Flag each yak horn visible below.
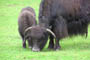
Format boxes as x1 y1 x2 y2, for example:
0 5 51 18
24 27 56 38
46 29 56 38
25 27 33 33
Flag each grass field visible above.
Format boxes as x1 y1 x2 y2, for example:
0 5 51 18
0 0 90 60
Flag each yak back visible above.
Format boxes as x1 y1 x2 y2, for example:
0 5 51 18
39 0 82 18
21 7 36 17
18 7 37 34
39 0 84 27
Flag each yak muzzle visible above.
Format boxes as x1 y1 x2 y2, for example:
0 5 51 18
32 47 40 52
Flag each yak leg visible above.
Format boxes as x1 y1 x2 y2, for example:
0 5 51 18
48 34 54 49
18 29 26 48
28 40 33 48
86 30 88 38
54 16 68 50
80 9 89 38
23 38 26 48
21 34 26 48
85 27 88 38
86 25 88 38
54 38 61 50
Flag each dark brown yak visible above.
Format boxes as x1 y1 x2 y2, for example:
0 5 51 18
18 7 37 49
39 0 90 50
18 7 56 51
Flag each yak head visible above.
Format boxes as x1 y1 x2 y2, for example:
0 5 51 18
24 25 56 52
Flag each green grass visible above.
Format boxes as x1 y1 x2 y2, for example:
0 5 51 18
0 0 90 60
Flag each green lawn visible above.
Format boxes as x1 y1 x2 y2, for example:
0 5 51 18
0 0 90 60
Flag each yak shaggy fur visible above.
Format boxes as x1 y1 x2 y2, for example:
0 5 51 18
18 7 37 48
39 0 90 50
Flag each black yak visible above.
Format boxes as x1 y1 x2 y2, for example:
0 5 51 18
39 0 90 50
18 7 37 49
18 7 55 51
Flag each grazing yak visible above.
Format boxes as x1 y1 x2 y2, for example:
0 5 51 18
18 7 55 51
18 7 37 50
39 0 90 50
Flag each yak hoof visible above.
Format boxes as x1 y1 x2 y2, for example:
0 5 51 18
32 48 40 52
54 46 61 51
23 45 26 48
48 44 54 49
29 46 32 48
23 46 26 48
55 48 60 51
48 46 54 49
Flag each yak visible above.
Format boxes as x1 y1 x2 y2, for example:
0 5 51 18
39 0 90 50
18 7 37 50
18 7 56 51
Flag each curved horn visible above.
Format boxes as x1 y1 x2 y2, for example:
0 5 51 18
24 27 33 35
25 27 33 33
24 27 33 40
46 29 56 38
